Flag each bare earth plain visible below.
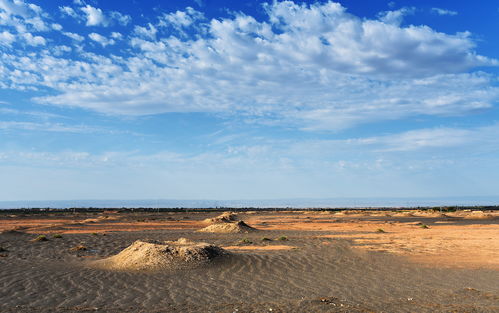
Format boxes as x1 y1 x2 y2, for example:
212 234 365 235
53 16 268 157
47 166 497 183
0 209 498 312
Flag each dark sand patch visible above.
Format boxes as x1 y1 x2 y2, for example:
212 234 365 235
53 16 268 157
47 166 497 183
223 244 295 251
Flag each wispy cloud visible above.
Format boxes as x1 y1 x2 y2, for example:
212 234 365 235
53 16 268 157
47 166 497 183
0 121 103 133
431 8 458 16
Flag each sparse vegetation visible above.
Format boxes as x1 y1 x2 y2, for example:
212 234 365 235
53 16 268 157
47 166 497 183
376 228 386 233
277 236 288 241
261 237 272 241
91 232 99 236
53 234 63 238
32 235 48 242
420 224 429 229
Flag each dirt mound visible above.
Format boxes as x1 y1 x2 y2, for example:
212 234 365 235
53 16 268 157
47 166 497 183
462 211 496 220
412 211 449 218
93 238 227 271
199 221 257 233
391 212 414 217
204 212 239 224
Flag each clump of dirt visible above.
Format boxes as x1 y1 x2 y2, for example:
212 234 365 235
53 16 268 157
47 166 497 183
198 221 257 233
203 212 239 224
93 238 227 271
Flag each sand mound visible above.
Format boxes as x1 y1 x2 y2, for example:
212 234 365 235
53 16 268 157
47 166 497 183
412 211 449 218
199 221 257 233
93 238 227 271
391 212 414 217
204 212 239 224
462 211 496 220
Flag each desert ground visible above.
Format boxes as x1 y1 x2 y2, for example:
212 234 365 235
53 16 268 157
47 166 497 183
0 209 498 312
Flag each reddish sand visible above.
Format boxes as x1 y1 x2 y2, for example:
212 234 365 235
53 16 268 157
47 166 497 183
1 210 497 269
244 212 499 269
0 215 205 234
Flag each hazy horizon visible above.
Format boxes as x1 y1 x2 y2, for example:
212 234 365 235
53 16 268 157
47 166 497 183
2 196 499 209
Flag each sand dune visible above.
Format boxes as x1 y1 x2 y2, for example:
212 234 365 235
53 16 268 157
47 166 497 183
93 238 227 271
203 211 239 224
198 220 257 233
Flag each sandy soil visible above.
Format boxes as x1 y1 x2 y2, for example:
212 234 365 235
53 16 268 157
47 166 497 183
0 210 498 312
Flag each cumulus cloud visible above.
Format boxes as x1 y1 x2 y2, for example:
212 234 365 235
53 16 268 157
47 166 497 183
81 5 107 26
110 31 122 39
0 0 50 32
0 30 15 45
1 1 498 131
60 3 131 27
51 23 62 31
60 6 77 18
0 0 30 18
88 32 115 46
109 11 131 26
133 23 157 39
378 7 415 26
62 31 84 41
158 7 204 29
431 8 458 16
22 32 45 45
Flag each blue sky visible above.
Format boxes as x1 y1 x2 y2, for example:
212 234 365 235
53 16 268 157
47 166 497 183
0 0 498 201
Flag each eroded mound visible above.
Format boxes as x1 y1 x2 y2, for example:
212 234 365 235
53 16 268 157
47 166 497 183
93 238 227 271
412 211 450 218
199 220 257 233
391 212 414 217
203 212 239 224
462 211 496 220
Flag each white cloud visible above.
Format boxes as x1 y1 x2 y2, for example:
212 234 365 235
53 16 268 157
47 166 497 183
110 31 122 39
53 45 72 55
378 7 415 26
109 11 131 26
59 6 77 18
88 32 115 46
0 0 49 32
158 7 204 29
0 121 101 133
431 8 458 16
62 31 84 41
51 23 62 31
81 5 107 26
0 0 29 17
22 32 45 45
60 4 131 27
0 30 15 45
133 23 157 39
1 1 498 131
